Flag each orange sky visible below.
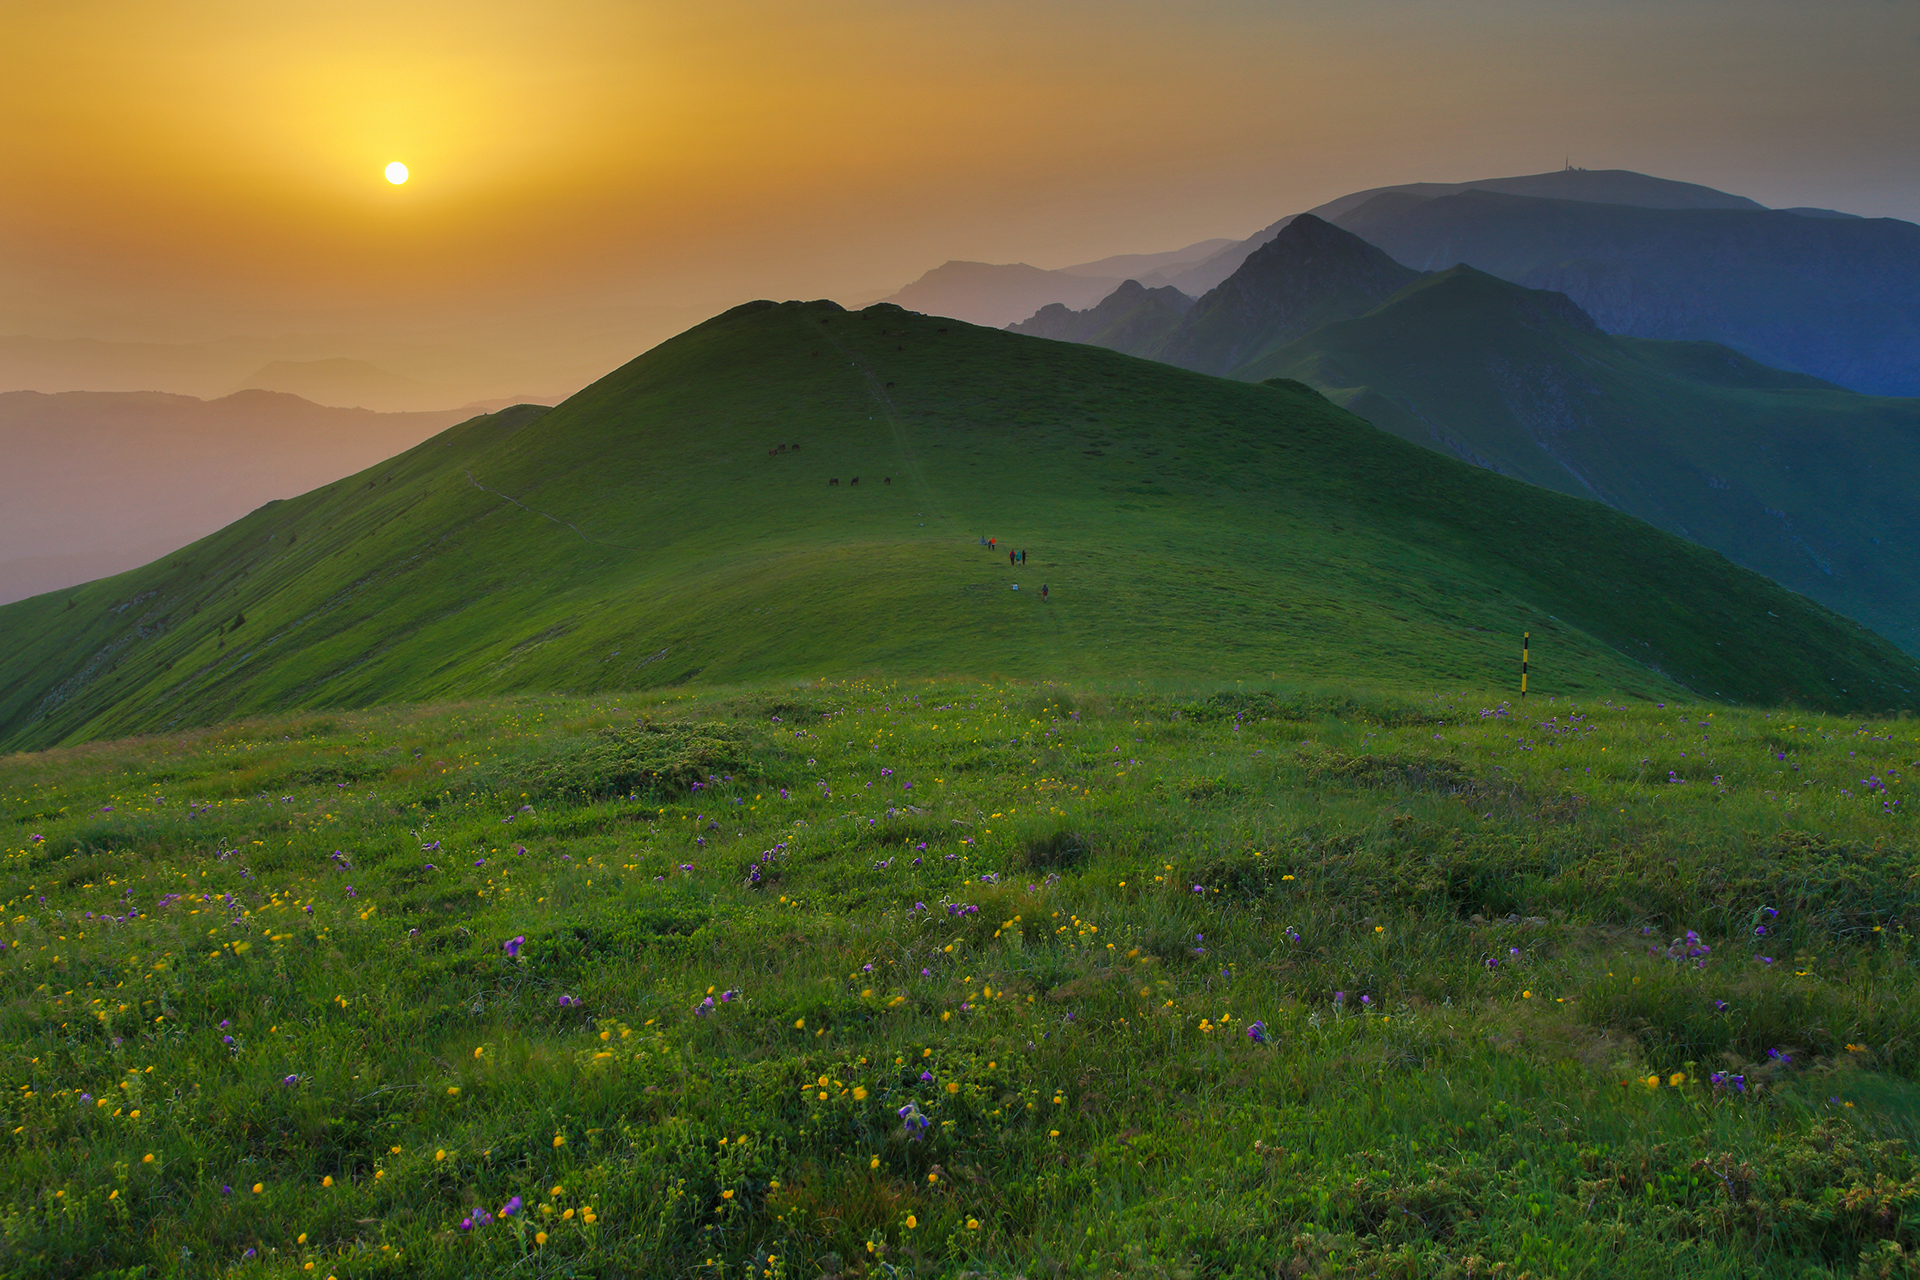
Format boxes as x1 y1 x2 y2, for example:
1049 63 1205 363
3 0 1917 342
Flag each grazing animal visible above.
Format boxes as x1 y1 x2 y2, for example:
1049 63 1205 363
884 476 892 484
850 477 860 486
792 443 800 450
885 381 895 389
830 478 839 486
936 327 948 335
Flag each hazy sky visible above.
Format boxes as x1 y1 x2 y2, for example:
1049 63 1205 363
4 0 1917 340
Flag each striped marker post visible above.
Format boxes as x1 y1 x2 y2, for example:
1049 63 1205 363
1521 631 1530 697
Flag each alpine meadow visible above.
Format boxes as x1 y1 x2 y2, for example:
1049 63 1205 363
5 292 1920 1279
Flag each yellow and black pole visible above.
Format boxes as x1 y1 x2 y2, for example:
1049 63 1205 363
1521 631 1530 697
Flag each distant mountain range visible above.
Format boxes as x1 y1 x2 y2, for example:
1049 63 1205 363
1007 211 1920 654
1332 188 1920 395
0 390 474 605
895 168 1920 396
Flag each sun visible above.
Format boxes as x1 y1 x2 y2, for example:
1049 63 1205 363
384 161 409 185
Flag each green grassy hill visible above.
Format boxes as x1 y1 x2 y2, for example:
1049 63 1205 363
1 299 1915 752
1249 267 1920 654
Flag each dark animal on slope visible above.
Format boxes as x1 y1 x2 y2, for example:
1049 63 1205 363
851 477 860 486
884 477 892 484
829 478 839 486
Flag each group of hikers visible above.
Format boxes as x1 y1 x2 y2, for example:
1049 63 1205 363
983 537 1047 601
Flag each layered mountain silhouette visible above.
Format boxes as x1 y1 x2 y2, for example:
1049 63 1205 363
1009 214 1420 376
6 300 1912 751
0 390 470 605
884 169 1782 332
1014 212 1920 654
1331 189 1920 395
1008 280 1193 352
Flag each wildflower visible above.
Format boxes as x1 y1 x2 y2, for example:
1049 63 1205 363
322 1175 334 1186
1669 1072 1686 1086
553 1134 566 1148
535 1232 548 1245
252 1182 264 1193
500 1196 523 1218
905 1215 918 1229
1246 1021 1268 1044
720 990 738 1003
281 1074 299 1087
503 936 525 958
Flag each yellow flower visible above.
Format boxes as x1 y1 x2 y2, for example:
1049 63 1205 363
297 1234 307 1244
946 1081 959 1094
109 1190 118 1200
853 1086 868 1100
534 1231 548 1245
563 1208 575 1220
817 1091 828 1101
390 1145 401 1155
1645 1075 1660 1089
927 1172 939 1184
552 1135 565 1148
551 1185 563 1196
142 1153 154 1164
374 1170 385 1180
447 1087 460 1096
1522 990 1532 999
473 1046 484 1059
435 1150 446 1162
905 1215 917 1229
1669 1072 1686 1087
323 1176 334 1187
870 1157 880 1169
723 1189 735 1199
794 1018 805 1030
252 1183 264 1194
1049 1129 1060 1138
968 1218 980 1230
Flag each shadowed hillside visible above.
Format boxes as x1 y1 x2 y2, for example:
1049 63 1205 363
1251 267 1920 655
1 300 1914 750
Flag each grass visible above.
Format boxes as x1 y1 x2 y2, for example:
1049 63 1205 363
3 678 1918 1276
1253 266 1920 655
2 299 1916 755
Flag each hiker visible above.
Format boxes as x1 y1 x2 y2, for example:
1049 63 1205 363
989 538 995 550
1009 549 1016 567
1041 584 1049 601
1019 549 1027 565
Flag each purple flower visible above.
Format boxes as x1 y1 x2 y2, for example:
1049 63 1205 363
920 1070 934 1083
344 885 357 897
558 994 578 1007
459 1218 474 1232
1333 991 1346 1005
503 935 526 958
221 1184 232 1195
1246 1021 1268 1044
720 990 738 1003
1713 1000 1729 1012
281 1074 299 1086
499 1196 522 1218
695 996 715 1016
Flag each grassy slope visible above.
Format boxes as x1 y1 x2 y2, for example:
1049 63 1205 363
3 682 1919 1276
2 300 1916 755
1249 268 1920 655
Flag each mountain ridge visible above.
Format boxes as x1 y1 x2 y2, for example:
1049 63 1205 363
1 299 1913 752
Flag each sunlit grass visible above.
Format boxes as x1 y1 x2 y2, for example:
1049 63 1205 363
1 680 1915 1276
